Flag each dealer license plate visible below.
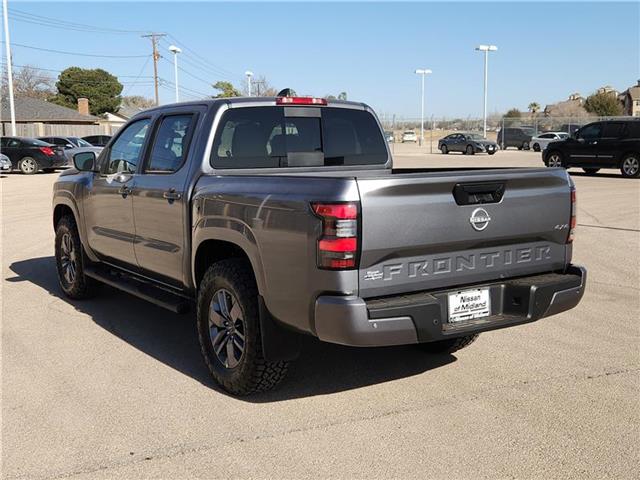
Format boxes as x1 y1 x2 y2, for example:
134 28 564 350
447 288 491 323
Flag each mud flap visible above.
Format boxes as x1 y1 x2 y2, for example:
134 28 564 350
258 296 301 362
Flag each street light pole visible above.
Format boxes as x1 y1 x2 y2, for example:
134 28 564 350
168 45 182 103
2 0 17 136
245 71 253 97
475 44 497 137
414 68 432 147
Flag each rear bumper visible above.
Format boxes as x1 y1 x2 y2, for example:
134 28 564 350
314 265 586 347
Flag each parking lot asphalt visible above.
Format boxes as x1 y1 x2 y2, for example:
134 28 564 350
2 147 639 479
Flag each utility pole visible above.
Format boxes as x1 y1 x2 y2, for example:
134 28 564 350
414 69 432 147
142 33 166 106
3 0 17 135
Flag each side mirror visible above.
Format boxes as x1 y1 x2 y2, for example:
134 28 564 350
73 151 96 172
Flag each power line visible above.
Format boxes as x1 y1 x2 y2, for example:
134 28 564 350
121 56 153 97
2 40 150 58
160 77 210 99
5 62 154 79
166 34 238 78
6 8 149 34
159 56 213 88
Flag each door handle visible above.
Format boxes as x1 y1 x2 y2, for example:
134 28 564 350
118 185 132 198
163 189 182 202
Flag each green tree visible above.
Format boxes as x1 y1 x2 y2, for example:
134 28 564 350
338 91 347 101
50 67 122 115
584 92 623 116
213 81 241 98
504 108 522 118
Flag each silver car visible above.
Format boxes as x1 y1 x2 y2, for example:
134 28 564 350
37 136 102 163
1 153 11 171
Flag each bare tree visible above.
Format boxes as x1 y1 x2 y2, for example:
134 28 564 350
4 65 55 99
121 95 155 110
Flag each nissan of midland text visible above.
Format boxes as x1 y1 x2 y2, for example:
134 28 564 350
52 95 586 395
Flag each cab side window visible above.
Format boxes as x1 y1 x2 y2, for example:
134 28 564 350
104 119 151 174
146 114 194 173
577 124 601 140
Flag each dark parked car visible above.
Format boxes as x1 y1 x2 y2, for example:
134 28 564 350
543 119 640 178
438 132 498 155
82 135 112 147
53 95 586 394
0 136 68 174
497 127 535 150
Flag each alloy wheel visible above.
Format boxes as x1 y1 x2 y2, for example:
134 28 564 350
622 156 639 177
208 289 246 369
59 232 77 285
548 154 562 168
20 158 37 174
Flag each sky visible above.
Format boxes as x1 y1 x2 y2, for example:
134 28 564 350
2 1 639 118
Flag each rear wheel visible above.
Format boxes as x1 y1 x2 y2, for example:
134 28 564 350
418 334 480 354
522 141 530 150
546 151 564 168
533 143 541 152
197 259 289 395
19 157 38 174
582 168 600 175
620 154 640 178
441 144 448 154
465 145 474 155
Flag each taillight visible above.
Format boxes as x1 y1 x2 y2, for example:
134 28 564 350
312 202 359 270
39 147 54 156
568 182 577 243
276 96 327 105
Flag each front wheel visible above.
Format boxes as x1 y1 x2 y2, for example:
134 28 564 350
620 154 640 178
522 141 530 150
465 145 474 155
418 334 480 354
582 168 600 175
197 259 289 395
546 151 564 168
19 157 39 174
533 143 541 152
441 145 448 154
55 216 98 299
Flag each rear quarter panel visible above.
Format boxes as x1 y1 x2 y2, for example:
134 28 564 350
192 175 360 334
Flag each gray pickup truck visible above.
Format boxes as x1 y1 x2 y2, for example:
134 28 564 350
53 96 586 395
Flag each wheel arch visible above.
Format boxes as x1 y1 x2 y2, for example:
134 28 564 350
192 237 265 296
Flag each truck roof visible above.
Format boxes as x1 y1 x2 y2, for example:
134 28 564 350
135 97 370 117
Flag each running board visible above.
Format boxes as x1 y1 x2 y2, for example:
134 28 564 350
85 266 191 314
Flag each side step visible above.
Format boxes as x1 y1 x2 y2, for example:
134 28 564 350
85 266 191 314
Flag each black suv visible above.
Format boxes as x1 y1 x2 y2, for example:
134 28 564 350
497 127 535 150
543 120 640 178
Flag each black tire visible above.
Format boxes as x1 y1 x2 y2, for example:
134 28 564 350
55 215 99 299
18 156 39 174
533 143 541 152
441 144 448 154
488 150 496 156
546 151 564 168
418 334 480 354
517 146 523 151
582 168 600 175
620 154 640 178
465 145 474 155
197 259 289 395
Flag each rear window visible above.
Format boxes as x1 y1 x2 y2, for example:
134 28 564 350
24 138 52 146
626 122 640 139
211 106 387 169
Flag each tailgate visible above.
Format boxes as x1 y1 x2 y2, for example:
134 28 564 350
356 168 572 298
